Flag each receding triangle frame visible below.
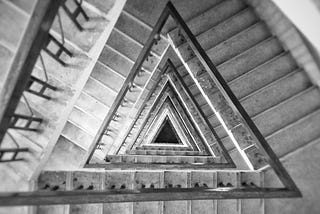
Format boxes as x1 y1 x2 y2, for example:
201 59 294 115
87 75 233 169
130 83 224 156
139 101 196 150
83 0 301 197
0 1 301 207
152 117 184 145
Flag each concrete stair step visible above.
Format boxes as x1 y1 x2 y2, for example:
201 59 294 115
99 45 133 78
0 45 14 89
208 69 312 129
267 108 320 158
85 0 117 15
115 12 152 47
183 0 247 36
61 120 94 150
44 135 86 170
107 29 142 62
127 150 208 156
90 61 124 94
228 52 297 99
68 106 102 135
175 37 284 82
225 88 320 160
196 7 259 52
212 70 312 138
125 0 223 31
181 37 284 93
136 146 192 151
82 77 117 108
254 87 320 137
0 0 28 51
75 92 109 120
214 37 284 82
9 0 37 14
241 70 311 117
208 22 271 66
180 22 271 66
103 154 219 164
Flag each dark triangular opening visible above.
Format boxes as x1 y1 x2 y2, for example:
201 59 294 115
154 118 181 144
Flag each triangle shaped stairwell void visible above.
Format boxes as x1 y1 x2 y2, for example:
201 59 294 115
154 118 181 144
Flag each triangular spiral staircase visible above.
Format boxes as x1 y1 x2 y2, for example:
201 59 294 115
1 0 320 213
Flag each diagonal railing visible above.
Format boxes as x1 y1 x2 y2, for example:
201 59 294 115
0 0 90 162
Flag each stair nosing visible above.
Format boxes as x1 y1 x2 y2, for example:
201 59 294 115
80 90 110 110
228 51 290 85
88 75 118 95
265 102 320 140
113 27 161 59
64 119 95 140
96 60 126 80
73 103 104 123
207 22 270 63
218 86 320 144
177 7 254 50
202 67 300 120
186 0 247 36
105 43 135 64
191 52 291 99
216 36 279 69
181 20 267 71
213 85 317 136
210 70 310 126
122 9 153 31
181 36 278 82
60 133 89 152
121 9 168 42
2 0 29 17
67 110 98 136
239 68 301 103
95 61 145 91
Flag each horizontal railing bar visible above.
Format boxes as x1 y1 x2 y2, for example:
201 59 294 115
85 162 233 170
0 188 300 206
0 148 29 153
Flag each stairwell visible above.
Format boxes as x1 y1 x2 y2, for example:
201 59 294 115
1 0 320 213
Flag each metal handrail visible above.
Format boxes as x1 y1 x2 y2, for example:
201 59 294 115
0 0 88 161
85 1 300 195
0 1 302 204
0 0 62 155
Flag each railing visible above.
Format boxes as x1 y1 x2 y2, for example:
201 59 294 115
83 0 300 196
0 1 301 205
0 0 89 162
